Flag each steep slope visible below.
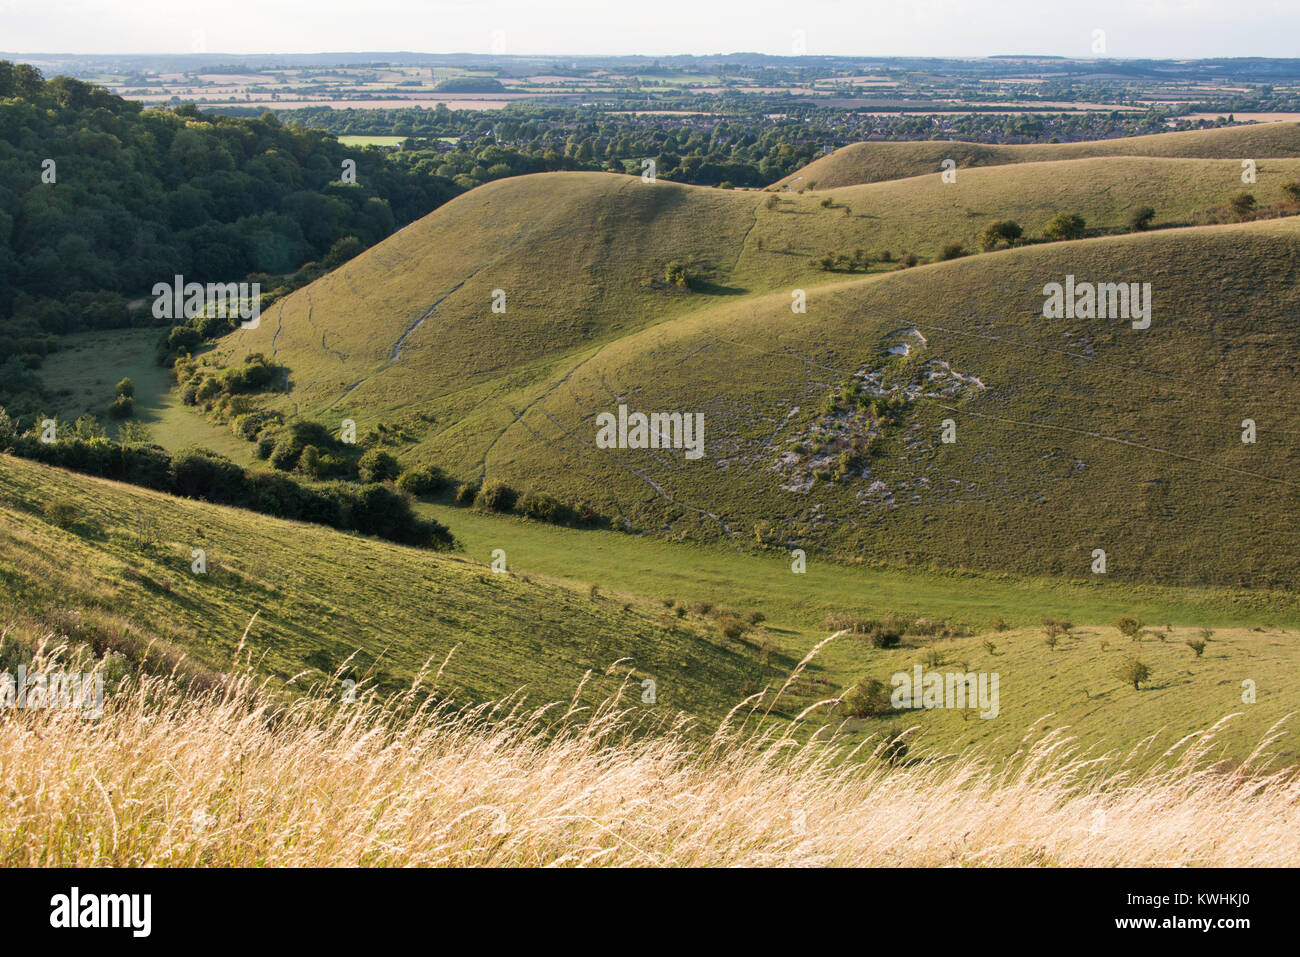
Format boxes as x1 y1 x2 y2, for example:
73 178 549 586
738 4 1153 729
216 155 1300 456
205 150 1300 588
776 122 1300 190
0 454 783 722
477 217 1300 588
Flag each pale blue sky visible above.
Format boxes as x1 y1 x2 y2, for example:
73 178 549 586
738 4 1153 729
0 0 1295 58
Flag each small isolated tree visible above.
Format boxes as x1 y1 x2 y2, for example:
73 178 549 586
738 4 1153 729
902 252 919 268
108 395 135 419
114 377 135 399
1186 639 1207 658
1044 212 1086 241
1229 192 1257 219
1114 616 1144 640
937 241 966 261
820 196 833 208
764 193 780 209
1128 205 1156 231
1117 656 1152 690
977 220 1023 251
842 677 891 718
1044 633 1059 651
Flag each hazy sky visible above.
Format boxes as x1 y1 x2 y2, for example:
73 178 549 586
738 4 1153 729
1 0 1296 58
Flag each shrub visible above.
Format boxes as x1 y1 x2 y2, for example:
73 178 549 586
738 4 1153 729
1128 205 1156 231
902 252 919 267
518 488 569 524
1228 192 1257 219
171 447 247 503
841 678 891 718
475 480 519 513
977 220 1022 251
718 617 746 641
396 465 448 497
1186 639 1207 658
1044 212 1086 241
1114 616 1144 640
454 483 478 506
868 628 901 649
0 406 16 448
664 261 692 288
44 498 81 528
269 437 302 472
1116 656 1151 690
298 445 322 478
114 377 135 398
107 395 134 419
1283 181 1300 203
357 449 401 484
937 242 966 261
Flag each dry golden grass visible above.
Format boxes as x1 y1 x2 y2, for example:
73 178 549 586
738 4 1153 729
1 633 1297 868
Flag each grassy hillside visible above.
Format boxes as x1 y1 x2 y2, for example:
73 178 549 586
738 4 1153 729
3 452 1298 765
775 121 1300 189
488 216 1300 588
0 454 784 724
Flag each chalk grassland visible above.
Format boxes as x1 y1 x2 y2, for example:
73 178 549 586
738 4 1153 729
214 198 1300 587
215 153 1300 437
2 661 1297 866
496 217 1300 589
774 121 1300 189
0 455 783 724
3 454 1299 765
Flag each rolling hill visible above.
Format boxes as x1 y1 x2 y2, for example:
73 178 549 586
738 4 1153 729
774 121 1300 190
190 138 1300 589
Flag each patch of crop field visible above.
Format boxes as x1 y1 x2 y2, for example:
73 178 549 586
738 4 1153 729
337 135 408 147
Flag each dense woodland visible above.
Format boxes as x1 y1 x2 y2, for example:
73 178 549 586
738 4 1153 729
0 62 461 413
